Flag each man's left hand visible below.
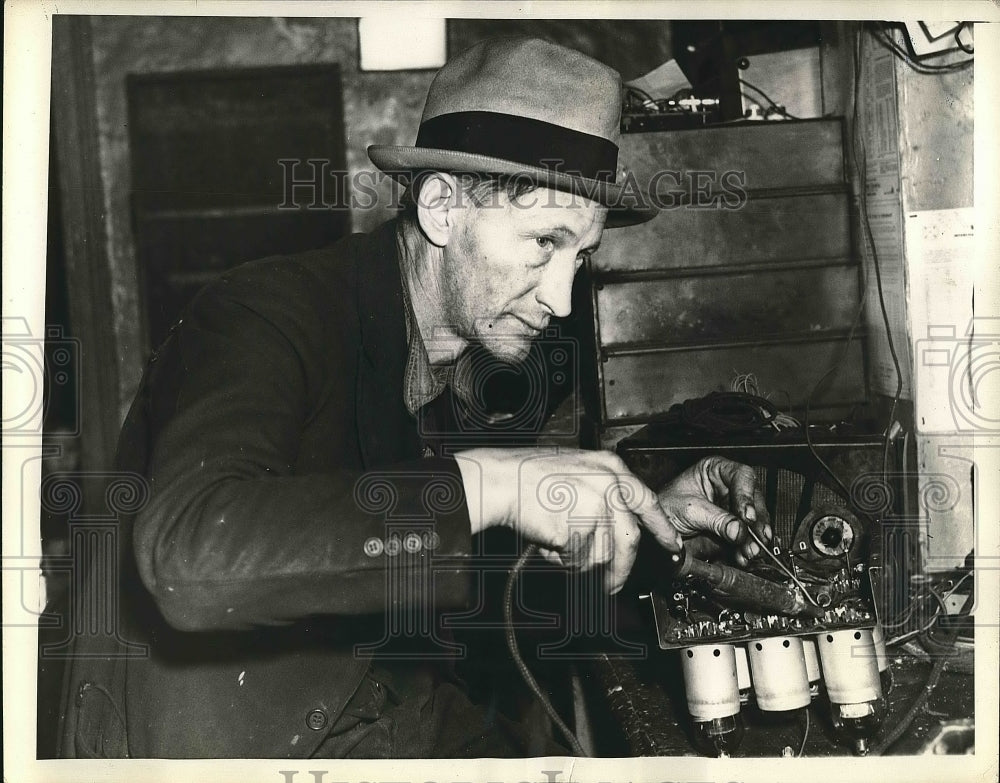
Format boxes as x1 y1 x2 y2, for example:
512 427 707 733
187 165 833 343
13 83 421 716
653 456 772 567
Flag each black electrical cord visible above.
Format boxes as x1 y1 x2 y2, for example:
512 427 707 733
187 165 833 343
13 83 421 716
954 23 975 56
799 28 874 503
737 78 801 119
870 592 975 755
848 28 905 482
504 544 588 756
625 84 655 103
853 31 905 483
802 297 868 502
624 84 657 112
871 23 973 74
797 27 913 507
679 391 781 435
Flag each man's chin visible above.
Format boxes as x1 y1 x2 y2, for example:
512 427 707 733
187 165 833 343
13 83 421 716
477 335 533 364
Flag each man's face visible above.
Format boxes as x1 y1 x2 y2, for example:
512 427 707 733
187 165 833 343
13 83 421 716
440 186 607 363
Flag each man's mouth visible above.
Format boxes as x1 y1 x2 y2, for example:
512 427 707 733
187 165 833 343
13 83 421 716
512 315 547 334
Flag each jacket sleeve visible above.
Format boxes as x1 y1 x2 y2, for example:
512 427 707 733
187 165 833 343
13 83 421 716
130 261 474 632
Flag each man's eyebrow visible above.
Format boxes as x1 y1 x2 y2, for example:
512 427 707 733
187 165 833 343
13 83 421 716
534 224 602 252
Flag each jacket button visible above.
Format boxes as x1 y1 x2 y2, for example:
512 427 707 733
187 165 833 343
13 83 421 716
403 533 422 553
363 537 383 557
422 531 441 551
306 708 328 731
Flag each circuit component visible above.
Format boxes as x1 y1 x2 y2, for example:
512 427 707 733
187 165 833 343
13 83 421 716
643 499 884 757
647 505 877 649
810 513 855 557
647 562 876 649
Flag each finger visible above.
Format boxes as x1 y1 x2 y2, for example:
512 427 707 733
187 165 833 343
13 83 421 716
612 470 682 553
677 495 746 546
604 488 640 594
536 546 566 566
705 458 761 524
561 524 594 570
752 484 772 543
738 536 763 563
683 534 721 561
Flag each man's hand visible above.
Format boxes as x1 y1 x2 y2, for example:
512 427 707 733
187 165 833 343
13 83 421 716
455 449 772 590
656 456 772 567
456 448 679 594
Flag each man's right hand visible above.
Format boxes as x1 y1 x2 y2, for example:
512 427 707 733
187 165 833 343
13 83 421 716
455 447 680 594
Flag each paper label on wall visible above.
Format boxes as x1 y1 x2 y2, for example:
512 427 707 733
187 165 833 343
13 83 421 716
906 208 977 433
861 44 912 399
917 435 977 571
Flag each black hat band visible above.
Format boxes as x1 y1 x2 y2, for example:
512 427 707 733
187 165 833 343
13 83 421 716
415 111 619 184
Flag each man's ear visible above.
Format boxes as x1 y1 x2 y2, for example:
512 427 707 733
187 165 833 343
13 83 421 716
415 172 461 248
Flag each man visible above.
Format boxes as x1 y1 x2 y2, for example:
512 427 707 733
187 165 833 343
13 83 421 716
59 36 769 759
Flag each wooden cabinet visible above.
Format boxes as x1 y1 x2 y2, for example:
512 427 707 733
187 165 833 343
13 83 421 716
587 118 866 429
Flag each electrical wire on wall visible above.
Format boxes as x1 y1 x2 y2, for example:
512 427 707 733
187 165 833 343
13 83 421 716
854 26 906 484
801 24 907 503
953 23 975 56
870 22 974 74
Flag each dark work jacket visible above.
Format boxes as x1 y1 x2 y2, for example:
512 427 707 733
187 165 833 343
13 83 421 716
57 220 489 758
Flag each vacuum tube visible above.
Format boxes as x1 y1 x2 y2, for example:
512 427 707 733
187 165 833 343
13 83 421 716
680 644 745 757
817 629 885 755
746 636 812 711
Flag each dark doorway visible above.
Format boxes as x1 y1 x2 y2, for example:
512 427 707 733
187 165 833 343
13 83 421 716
126 64 351 349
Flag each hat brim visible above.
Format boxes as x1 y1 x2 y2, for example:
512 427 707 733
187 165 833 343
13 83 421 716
368 145 657 228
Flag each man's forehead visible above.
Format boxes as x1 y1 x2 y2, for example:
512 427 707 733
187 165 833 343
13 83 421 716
510 188 607 237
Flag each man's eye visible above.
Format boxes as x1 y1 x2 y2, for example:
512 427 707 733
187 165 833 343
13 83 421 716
535 236 554 251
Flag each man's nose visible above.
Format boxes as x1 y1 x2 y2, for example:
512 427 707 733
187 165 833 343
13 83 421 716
534 253 576 318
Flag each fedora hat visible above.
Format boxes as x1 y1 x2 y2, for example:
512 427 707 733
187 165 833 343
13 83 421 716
367 37 656 227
